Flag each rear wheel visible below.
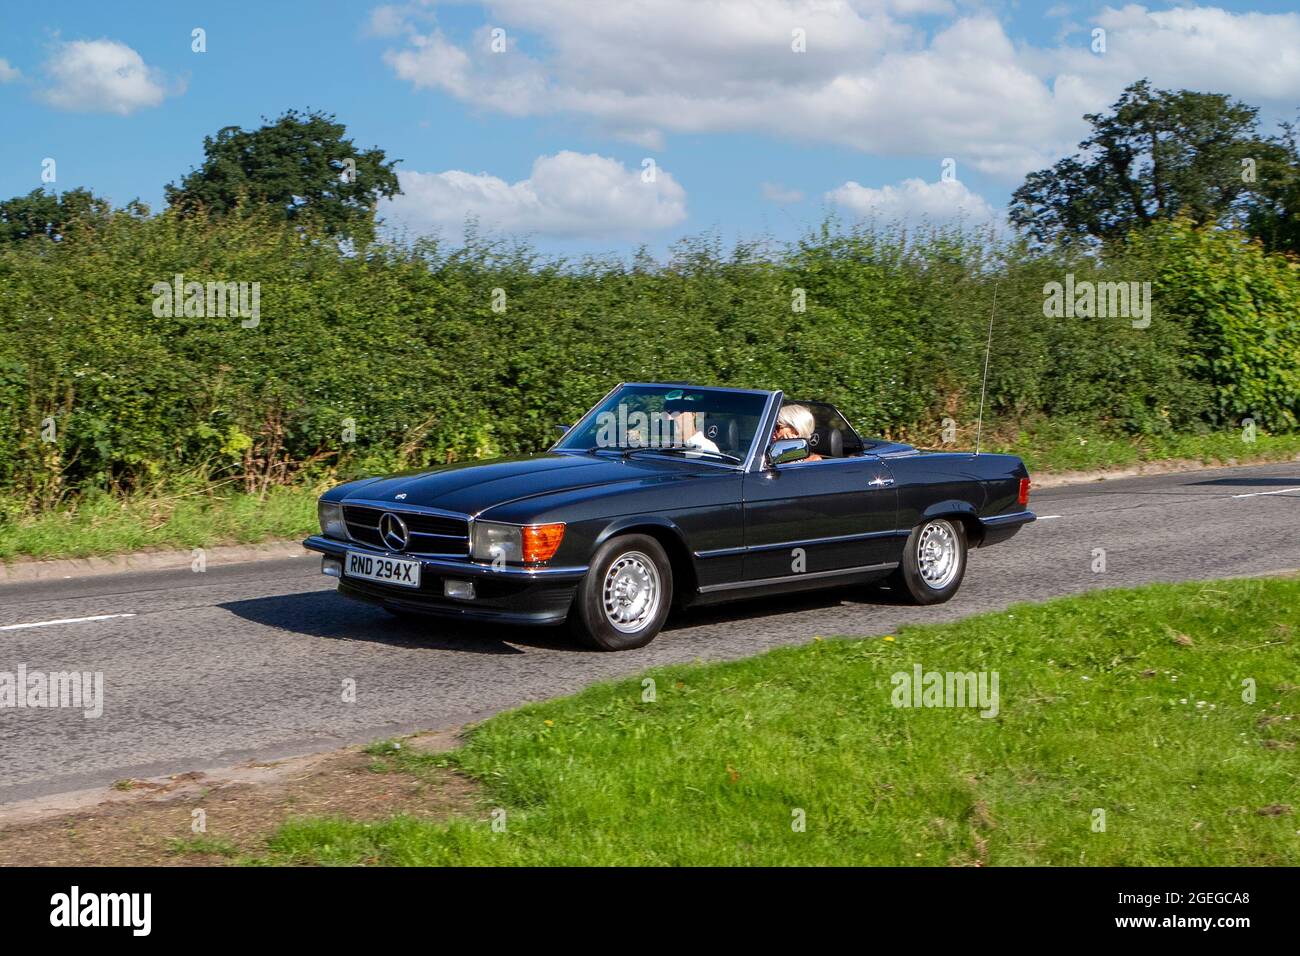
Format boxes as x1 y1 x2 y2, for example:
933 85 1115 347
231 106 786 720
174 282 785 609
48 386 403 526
570 534 673 650
891 517 967 605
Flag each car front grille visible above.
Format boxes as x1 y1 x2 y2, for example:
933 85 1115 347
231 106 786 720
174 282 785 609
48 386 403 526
342 504 470 556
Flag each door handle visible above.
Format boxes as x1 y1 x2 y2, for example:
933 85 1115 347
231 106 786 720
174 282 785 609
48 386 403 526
868 475 895 487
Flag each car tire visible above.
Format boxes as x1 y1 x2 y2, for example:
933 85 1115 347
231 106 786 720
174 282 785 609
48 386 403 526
891 517 967 605
570 534 673 650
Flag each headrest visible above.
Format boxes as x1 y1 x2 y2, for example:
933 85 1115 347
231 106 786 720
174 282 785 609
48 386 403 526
701 415 740 451
808 426 843 458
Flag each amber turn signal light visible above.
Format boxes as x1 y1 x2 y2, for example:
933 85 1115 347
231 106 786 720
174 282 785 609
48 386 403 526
522 523 566 563
1018 478 1031 507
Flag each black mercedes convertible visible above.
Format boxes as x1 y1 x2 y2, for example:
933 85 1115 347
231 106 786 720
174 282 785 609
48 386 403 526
305 383 1034 650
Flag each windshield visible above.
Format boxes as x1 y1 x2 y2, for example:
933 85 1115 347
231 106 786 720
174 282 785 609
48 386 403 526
556 385 771 463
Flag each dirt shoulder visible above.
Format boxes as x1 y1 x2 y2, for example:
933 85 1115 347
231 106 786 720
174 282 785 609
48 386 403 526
0 731 476 866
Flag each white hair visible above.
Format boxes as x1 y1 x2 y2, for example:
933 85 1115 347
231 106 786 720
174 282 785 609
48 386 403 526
777 403 815 439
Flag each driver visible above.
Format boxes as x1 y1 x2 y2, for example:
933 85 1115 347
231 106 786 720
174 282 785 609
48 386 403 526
774 403 823 462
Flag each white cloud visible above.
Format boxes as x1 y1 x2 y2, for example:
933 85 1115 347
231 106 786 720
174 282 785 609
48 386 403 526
0 58 20 83
827 177 998 224
761 182 804 204
365 1 440 38
1028 6 1300 107
886 0 955 14
364 0 436 36
39 39 174 114
376 2 1300 180
366 6 412 38
382 151 687 238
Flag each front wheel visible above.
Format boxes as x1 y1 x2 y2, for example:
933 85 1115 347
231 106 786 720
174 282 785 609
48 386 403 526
570 534 673 650
890 517 967 605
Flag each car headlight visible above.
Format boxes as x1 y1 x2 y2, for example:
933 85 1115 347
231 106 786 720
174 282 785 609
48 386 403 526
471 521 522 564
471 521 566 564
318 500 348 540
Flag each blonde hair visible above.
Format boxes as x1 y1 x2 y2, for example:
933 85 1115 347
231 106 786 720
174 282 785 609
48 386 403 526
777 403 815 439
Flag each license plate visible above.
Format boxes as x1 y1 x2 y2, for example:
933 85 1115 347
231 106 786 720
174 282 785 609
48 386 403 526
344 551 421 589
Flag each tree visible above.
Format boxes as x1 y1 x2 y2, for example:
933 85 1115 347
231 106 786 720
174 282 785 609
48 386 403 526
1243 117 1300 257
0 187 112 244
1010 80 1273 247
165 110 400 245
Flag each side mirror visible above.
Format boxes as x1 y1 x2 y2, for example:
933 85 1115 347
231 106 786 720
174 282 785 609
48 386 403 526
767 437 810 466
553 424 570 435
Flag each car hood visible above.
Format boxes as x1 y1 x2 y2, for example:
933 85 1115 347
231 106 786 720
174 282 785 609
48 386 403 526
334 451 717 516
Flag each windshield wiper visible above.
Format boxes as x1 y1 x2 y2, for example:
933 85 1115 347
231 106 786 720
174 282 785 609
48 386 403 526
577 445 637 455
575 444 742 465
623 446 743 465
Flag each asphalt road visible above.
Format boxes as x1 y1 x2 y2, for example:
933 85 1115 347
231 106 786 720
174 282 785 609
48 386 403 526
2 460 1298 804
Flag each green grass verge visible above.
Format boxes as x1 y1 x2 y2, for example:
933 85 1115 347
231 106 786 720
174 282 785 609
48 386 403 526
2 424 1297 562
258 577 1300 866
986 422 1300 474
0 485 318 562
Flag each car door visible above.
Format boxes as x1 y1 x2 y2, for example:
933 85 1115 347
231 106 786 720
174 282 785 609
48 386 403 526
740 455 900 582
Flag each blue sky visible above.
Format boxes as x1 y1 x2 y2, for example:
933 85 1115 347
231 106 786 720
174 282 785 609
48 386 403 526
2 1 1298 259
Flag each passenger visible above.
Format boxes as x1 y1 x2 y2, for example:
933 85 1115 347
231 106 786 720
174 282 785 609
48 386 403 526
773 403 823 462
666 406 721 455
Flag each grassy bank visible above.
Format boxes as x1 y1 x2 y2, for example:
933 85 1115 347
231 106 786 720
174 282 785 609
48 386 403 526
2 423 1297 563
260 577 1299 866
984 421 1300 474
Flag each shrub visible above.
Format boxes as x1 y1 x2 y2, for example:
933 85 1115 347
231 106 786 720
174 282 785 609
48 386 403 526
0 211 1294 509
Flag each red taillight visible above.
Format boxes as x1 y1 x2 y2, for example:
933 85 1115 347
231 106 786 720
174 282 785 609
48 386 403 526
522 523 566 563
1018 478 1031 507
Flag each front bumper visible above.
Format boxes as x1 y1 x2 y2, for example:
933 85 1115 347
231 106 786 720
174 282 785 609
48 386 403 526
303 534 587 626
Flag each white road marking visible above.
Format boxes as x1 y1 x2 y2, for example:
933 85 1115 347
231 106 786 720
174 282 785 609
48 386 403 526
1231 487 1300 499
0 613 136 632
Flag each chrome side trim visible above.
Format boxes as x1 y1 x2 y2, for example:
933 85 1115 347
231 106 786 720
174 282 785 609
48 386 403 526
742 529 910 554
697 561 898 594
693 545 748 559
694 528 909 560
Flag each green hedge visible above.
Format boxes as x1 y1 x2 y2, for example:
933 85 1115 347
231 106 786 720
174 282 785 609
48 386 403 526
0 211 1296 509
1128 222 1300 431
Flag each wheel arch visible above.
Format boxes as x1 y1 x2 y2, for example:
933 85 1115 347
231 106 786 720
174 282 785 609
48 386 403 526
593 517 698 604
917 503 985 548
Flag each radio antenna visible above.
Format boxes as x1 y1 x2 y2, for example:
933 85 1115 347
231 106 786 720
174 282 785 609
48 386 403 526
974 282 998 456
